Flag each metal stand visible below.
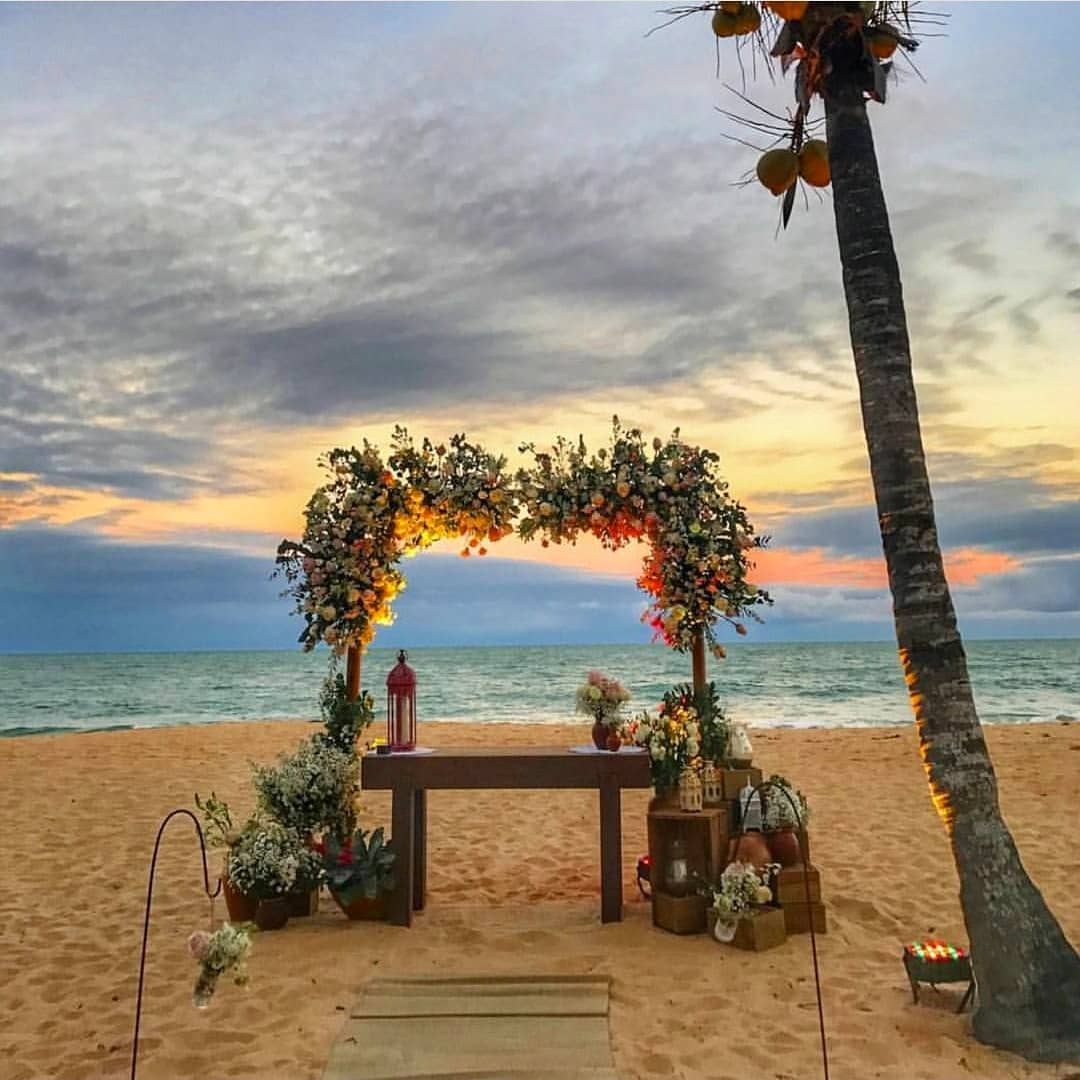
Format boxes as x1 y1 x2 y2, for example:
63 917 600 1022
130 808 222 1080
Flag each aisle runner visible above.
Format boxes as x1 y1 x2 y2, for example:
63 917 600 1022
322 974 618 1080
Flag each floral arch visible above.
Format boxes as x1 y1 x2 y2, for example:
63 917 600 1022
276 420 771 688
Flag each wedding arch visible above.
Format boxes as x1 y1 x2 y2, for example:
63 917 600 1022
276 419 771 694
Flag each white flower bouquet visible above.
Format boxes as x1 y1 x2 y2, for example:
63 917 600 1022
761 774 810 832
252 736 359 839
225 821 303 900
188 923 252 1008
711 861 776 921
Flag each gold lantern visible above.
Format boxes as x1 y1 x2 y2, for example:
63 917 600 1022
702 761 724 806
679 767 703 813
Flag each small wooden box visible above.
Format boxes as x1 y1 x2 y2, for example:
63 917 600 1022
722 767 763 801
775 864 821 905
783 901 827 935
647 807 730 891
652 890 706 934
706 905 787 950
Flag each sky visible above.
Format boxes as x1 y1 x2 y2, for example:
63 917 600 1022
1 2 1078 654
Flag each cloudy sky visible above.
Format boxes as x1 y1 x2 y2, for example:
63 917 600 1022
2 2 1078 653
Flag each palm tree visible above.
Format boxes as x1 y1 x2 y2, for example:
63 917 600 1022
667 1 1080 1059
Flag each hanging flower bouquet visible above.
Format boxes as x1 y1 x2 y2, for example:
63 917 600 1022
188 923 252 1008
575 670 631 749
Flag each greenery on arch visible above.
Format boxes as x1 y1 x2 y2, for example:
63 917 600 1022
276 419 771 658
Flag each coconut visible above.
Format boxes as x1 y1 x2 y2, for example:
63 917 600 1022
734 4 762 35
711 9 738 37
867 25 898 59
756 148 799 196
797 139 830 187
764 1 808 20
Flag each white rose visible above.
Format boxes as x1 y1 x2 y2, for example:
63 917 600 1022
754 885 772 905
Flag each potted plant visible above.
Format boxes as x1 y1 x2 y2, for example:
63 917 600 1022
707 860 777 943
252 735 359 842
195 791 256 923
225 821 306 931
285 842 326 917
319 826 396 920
761 774 809 867
575 671 631 750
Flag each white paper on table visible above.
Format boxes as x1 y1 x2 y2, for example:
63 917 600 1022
567 744 647 755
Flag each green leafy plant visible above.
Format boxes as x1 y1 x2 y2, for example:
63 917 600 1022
318 672 374 753
318 826 396 907
664 682 729 763
194 791 240 849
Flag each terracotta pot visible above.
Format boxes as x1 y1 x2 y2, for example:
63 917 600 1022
767 827 802 868
728 830 771 871
222 876 257 923
332 891 388 921
254 897 290 931
285 888 320 918
590 721 609 750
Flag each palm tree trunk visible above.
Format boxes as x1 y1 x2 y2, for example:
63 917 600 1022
824 80 1080 1061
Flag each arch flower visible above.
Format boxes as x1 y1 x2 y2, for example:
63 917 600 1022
277 419 770 658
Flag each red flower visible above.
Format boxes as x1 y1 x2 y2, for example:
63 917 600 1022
337 848 354 866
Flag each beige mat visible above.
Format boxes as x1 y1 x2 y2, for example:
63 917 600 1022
322 975 617 1080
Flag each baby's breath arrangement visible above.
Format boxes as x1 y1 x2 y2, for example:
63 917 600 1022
711 861 776 921
252 736 358 840
225 821 302 900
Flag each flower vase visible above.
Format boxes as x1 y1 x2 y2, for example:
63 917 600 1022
590 721 608 750
253 897 290 931
222 876 258 923
285 888 320 917
649 787 679 812
332 891 388 921
729 830 772 871
767 827 802 867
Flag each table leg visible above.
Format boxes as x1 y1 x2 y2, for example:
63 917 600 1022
390 784 415 927
413 789 427 912
599 776 623 923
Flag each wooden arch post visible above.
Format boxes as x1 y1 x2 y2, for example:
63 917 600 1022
346 645 363 701
691 628 707 694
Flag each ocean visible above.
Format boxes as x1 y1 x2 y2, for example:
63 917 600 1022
0 639 1076 737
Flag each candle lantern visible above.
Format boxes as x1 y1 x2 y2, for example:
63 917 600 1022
702 761 723 806
386 649 417 752
664 837 691 897
679 767 703 813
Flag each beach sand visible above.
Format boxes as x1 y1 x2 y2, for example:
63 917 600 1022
2 718 1078 1080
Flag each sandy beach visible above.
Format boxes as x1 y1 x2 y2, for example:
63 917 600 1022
2 718 1078 1080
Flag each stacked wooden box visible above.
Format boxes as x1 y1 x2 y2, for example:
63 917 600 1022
647 766 762 934
775 863 827 935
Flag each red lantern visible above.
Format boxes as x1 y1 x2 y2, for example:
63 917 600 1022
386 649 417 751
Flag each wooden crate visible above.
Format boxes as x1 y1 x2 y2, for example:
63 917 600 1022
652 890 706 934
734 906 787 951
775 864 821 905
707 906 787 951
647 806 730 892
721 767 763 801
783 901 827 935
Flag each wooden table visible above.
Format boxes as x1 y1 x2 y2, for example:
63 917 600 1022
360 747 652 927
